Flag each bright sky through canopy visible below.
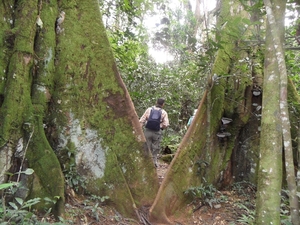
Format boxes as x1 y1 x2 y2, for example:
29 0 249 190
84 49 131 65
147 0 217 64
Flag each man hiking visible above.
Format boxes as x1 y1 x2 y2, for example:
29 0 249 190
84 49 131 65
139 98 169 167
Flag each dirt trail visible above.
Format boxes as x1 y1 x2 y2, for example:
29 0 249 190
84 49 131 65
153 159 254 225
39 159 254 225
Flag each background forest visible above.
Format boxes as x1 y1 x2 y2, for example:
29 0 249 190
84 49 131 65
100 0 209 145
100 0 300 148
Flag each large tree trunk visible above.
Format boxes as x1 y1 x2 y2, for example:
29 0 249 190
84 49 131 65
149 1 261 223
255 1 285 223
256 1 299 224
149 0 300 223
0 0 158 219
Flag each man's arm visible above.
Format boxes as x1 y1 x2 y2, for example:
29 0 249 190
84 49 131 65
139 108 150 126
161 110 169 129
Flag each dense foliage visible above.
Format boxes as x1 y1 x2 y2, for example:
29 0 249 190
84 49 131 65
99 0 211 148
99 0 300 150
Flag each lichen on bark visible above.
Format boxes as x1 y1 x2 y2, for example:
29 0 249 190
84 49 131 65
0 0 158 219
149 0 261 222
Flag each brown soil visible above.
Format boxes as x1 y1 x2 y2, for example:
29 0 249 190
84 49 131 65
39 160 255 225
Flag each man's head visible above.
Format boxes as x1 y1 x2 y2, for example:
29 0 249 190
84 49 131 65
156 98 165 107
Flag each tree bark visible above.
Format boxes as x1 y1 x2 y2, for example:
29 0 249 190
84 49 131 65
256 1 299 224
0 0 158 219
149 0 260 222
255 1 283 223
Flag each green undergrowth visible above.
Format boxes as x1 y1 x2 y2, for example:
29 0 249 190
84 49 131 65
184 181 295 225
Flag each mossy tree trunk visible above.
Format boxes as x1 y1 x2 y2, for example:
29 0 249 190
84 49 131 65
256 1 299 224
149 0 299 223
255 1 284 223
149 1 260 223
0 0 158 219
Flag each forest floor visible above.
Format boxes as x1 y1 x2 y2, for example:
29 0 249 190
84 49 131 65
40 160 256 225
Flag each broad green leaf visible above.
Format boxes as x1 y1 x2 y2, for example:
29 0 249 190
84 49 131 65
0 182 17 190
23 168 34 175
15 197 23 206
21 197 41 209
8 202 18 210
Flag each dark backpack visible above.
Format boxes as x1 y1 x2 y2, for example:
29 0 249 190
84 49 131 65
145 107 162 131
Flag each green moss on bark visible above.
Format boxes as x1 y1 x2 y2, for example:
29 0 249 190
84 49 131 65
150 1 259 222
0 1 14 94
0 0 65 217
47 0 158 218
25 115 65 214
